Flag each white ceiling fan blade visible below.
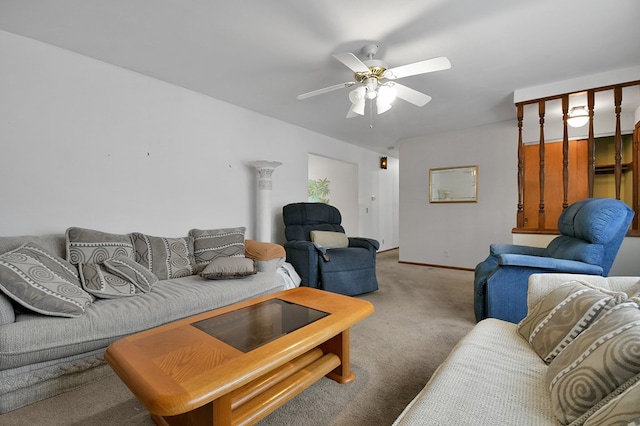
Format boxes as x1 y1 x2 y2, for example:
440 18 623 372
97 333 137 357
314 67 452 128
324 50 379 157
392 83 432 106
384 56 451 80
297 82 356 100
332 52 370 73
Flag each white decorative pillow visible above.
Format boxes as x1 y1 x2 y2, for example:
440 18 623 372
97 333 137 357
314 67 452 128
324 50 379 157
0 242 92 317
200 257 257 280
310 230 349 249
517 280 623 363
546 302 640 425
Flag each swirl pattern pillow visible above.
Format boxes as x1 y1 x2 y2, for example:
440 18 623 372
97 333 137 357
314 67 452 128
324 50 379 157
518 281 623 363
79 263 140 298
66 227 134 265
546 302 640 424
131 233 195 280
189 227 246 270
0 242 92 317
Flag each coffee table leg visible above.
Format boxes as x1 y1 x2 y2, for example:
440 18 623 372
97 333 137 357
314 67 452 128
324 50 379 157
320 329 355 384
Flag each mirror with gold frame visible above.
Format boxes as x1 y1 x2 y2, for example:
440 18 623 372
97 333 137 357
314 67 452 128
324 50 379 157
429 165 478 203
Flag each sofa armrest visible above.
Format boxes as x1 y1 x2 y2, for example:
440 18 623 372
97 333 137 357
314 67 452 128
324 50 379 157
245 239 285 261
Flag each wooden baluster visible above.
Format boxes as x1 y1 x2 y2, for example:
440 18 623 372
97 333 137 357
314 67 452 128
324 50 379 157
562 95 569 209
517 103 525 228
538 100 546 229
614 86 623 200
634 121 640 230
587 90 595 197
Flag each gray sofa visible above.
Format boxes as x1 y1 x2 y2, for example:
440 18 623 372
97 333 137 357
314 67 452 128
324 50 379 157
0 231 286 413
393 273 640 426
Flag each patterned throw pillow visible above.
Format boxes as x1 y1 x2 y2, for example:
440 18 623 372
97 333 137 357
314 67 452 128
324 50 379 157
189 227 246 268
131 233 195 280
66 227 134 265
582 376 640 426
200 257 257 280
518 281 623 363
0 242 92 317
546 302 640 425
102 256 158 293
79 263 139 298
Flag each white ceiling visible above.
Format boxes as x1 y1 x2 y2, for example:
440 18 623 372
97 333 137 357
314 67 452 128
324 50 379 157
1 0 639 154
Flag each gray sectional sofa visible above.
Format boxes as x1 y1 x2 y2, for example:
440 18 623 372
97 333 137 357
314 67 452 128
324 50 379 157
0 228 286 413
393 273 640 426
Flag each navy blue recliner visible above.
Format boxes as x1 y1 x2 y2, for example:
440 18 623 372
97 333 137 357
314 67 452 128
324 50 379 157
282 202 379 296
474 198 634 324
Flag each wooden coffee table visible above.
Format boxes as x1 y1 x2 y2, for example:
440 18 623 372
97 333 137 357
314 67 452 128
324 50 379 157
104 287 374 426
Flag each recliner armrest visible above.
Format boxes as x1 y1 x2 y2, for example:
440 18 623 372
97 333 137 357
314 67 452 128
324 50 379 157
497 253 604 275
490 243 547 256
348 237 379 251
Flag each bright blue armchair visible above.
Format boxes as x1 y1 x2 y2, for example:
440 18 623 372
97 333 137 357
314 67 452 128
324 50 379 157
474 198 634 323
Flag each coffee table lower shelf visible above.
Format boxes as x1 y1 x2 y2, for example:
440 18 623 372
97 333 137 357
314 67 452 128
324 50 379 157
154 346 341 426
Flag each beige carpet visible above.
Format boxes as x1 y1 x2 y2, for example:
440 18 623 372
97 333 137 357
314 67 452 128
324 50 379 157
0 250 476 426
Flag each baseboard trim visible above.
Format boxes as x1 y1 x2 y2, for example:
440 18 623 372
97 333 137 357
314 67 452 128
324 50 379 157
398 260 474 272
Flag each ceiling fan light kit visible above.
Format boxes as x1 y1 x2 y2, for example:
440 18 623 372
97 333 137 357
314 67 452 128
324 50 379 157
297 43 451 120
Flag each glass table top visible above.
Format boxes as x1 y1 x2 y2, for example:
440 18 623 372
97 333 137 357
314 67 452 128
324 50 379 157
192 299 329 352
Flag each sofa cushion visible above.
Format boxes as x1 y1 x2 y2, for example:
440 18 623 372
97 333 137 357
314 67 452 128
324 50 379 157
79 263 139 298
0 294 15 325
102 256 158 293
310 230 349 249
0 243 92 318
200 257 257 280
392 319 556 425
546 302 640 425
0 272 284 370
66 227 134 265
517 280 623 363
131 233 195 280
189 227 246 268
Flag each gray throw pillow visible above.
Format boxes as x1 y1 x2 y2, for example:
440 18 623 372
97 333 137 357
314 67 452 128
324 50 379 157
131 233 195 280
66 227 134 265
189 227 246 268
0 242 92 317
200 257 257 280
79 263 140 298
102 256 158 293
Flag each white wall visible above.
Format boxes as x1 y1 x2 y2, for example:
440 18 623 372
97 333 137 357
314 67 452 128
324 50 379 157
400 120 640 275
399 121 518 269
0 30 398 250
308 154 359 237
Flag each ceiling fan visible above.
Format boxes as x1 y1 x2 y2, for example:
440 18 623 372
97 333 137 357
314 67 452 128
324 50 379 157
297 44 451 118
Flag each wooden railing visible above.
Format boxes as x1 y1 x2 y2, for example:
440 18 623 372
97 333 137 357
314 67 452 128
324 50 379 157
514 80 640 234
